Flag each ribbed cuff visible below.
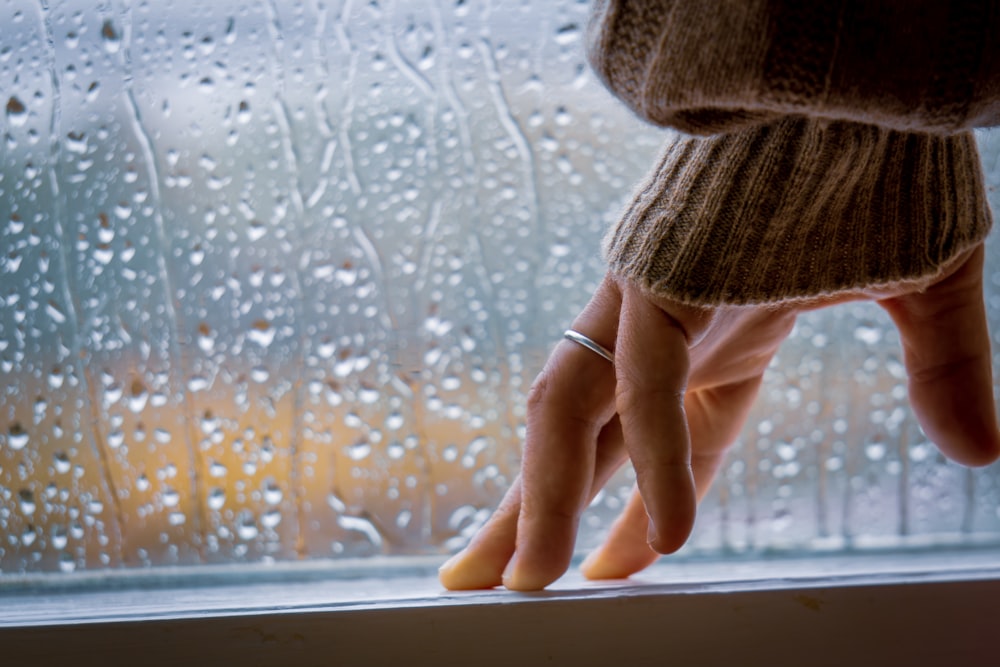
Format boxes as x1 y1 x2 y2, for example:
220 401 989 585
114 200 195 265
603 117 992 305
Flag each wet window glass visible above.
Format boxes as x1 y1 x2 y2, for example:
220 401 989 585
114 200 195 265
2 0 1000 574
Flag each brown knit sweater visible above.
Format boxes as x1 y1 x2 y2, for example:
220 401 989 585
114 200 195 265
588 0 998 305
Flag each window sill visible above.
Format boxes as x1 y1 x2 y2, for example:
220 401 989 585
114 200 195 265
3 550 998 666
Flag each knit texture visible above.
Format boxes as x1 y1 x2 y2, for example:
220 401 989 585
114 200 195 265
588 0 998 305
587 0 1000 136
602 117 992 305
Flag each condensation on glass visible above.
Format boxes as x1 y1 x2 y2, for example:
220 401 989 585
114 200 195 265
1 0 999 575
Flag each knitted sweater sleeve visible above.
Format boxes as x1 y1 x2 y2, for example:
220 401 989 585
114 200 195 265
588 0 997 305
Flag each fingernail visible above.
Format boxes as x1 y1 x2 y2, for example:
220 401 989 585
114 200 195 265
501 553 519 587
646 518 658 546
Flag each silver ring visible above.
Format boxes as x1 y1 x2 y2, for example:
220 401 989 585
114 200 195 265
563 329 614 363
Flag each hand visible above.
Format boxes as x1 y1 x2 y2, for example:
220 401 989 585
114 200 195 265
438 244 1000 591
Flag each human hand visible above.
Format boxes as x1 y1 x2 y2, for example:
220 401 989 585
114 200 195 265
438 244 1000 591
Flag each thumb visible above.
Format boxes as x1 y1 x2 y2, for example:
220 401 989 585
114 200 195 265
879 245 1000 467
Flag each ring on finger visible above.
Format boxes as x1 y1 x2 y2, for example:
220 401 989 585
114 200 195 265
563 329 614 363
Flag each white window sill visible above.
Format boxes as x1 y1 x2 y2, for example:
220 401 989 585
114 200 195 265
2 550 998 666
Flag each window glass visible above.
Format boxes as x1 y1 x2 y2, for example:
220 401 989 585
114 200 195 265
2 0 999 575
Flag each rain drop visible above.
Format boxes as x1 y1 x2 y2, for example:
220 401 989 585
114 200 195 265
237 512 259 540
247 219 267 241
19 489 36 516
247 320 276 347
54 451 71 474
346 441 372 461
262 480 283 506
161 487 180 507
101 20 121 54
58 554 77 573
6 96 27 127
51 525 68 549
127 378 149 413
7 422 29 450
555 23 580 45
854 324 882 346
208 487 225 510
198 322 215 353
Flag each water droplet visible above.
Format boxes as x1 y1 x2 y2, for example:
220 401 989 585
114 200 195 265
335 263 358 286
776 442 797 462
113 202 132 220
237 100 252 124
208 487 225 510
21 525 37 547
54 451 71 474
237 512 259 540
346 440 372 461
554 23 580 45
19 489 36 515
188 376 210 392
51 525 68 549
385 412 404 430
94 213 114 241
8 422 29 450
200 411 220 434
161 487 180 507
247 219 267 241
189 245 206 266
262 479 283 506
854 324 882 346
101 20 121 54
209 460 227 477
65 131 88 154
48 366 65 389
316 338 336 359
261 509 282 528
58 554 77 573
198 322 215 353
358 384 379 404
46 300 67 324
337 515 383 548
247 320 276 347
70 522 85 540
327 492 347 513
461 436 490 469
127 378 149 413
136 474 151 491
6 96 27 127
549 242 571 258
865 441 887 461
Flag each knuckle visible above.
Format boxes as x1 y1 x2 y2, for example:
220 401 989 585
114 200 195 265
525 370 554 413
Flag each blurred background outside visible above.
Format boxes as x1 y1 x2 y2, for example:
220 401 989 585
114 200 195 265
2 0 1000 575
